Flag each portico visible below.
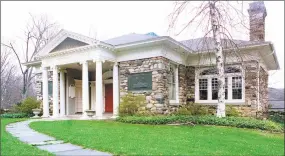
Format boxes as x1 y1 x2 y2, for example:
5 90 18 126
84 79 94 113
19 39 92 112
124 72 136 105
38 35 119 119
41 60 119 119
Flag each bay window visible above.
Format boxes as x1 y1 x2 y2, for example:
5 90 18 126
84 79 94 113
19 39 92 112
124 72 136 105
199 79 208 100
232 76 242 99
168 64 178 103
195 66 244 103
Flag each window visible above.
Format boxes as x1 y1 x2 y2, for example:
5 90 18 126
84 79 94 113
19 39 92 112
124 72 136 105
41 81 53 96
232 76 242 99
168 65 176 100
199 79 208 100
211 78 218 100
196 66 244 103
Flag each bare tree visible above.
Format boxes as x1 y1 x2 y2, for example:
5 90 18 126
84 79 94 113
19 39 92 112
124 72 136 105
169 1 250 117
0 47 22 108
1 13 59 99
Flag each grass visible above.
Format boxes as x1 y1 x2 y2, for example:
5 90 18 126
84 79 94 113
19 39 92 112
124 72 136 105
1 118 53 156
30 120 284 156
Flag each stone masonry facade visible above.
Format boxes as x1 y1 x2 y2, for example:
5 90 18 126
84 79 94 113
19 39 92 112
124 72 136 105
35 57 269 117
119 57 269 117
119 56 171 114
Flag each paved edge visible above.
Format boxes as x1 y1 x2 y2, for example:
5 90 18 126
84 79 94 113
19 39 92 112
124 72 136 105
6 119 112 156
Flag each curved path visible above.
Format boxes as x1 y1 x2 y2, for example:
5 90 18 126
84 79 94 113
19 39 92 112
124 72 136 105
6 119 112 156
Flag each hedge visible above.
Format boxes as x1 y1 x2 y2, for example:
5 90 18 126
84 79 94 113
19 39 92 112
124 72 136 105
116 115 284 132
0 113 30 118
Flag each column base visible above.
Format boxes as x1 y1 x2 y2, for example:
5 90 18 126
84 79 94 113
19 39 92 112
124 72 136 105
80 115 91 120
92 116 107 120
59 115 67 118
50 115 59 119
41 115 50 118
110 115 119 119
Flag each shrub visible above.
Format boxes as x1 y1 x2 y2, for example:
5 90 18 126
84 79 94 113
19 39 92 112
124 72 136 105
0 108 4 114
226 105 240 117
119 92 146 116
268 111 284 124
116 115 284 132
174 102 209 116
13 97 41 115
0 113 29 118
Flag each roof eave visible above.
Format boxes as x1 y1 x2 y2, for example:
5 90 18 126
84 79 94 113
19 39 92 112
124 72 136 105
114 36 193 53
22 60 42 67
269 43 280 70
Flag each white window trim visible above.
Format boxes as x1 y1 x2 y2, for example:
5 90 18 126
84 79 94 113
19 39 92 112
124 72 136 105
195 67 245 104
169 65 179 104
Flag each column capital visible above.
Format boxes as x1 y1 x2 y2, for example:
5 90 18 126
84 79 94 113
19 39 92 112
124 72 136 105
92 58 105 63
113 62 119 66
50 65 58 70
59 68 67 73
79 60 89 65
42 66 49 70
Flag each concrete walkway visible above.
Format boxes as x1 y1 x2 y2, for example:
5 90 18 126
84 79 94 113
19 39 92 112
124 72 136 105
6 119 112 156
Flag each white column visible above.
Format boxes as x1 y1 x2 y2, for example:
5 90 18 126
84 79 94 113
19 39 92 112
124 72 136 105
95 60 103 118
81 61 89 118
52 66 59 118
42 67 49 117
60 69 66 117
112 62 119 118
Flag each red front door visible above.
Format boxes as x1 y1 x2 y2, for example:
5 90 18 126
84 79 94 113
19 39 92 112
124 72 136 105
105 84 113 112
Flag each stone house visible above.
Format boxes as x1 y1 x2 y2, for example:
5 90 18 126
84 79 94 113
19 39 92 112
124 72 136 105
24 1 279 118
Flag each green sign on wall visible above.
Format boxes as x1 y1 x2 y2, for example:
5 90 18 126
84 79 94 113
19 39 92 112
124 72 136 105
128 72 152 91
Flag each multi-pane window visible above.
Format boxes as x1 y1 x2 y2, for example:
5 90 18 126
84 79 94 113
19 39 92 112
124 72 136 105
197 66 243 102
168 65 176 100
232 76 242 99
211 78 218 100
199 79 208 100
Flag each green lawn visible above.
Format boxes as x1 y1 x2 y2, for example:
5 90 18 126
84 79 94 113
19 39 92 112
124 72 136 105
30 120 284 156
1 118 53 156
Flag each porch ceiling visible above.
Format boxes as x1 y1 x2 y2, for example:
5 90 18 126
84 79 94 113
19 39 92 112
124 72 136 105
59 61 113 72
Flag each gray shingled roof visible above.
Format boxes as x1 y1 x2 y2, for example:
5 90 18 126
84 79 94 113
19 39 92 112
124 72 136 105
104 33 269 52
103 33 159 46
179 37 269 52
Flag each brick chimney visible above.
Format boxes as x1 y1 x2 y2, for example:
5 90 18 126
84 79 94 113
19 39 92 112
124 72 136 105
248 1 267 41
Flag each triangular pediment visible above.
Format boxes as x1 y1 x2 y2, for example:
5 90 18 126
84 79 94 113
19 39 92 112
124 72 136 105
36 29 99 57
50 37 88 53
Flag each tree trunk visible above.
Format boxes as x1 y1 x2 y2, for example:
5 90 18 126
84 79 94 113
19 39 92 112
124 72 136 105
22 76 27 99
209 0 226 117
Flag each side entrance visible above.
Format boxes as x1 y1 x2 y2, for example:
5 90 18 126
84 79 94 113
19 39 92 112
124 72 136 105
74 80 113 113
105 84 113 112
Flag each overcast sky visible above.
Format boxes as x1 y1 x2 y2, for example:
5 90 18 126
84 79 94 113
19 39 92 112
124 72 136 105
1 1 284 88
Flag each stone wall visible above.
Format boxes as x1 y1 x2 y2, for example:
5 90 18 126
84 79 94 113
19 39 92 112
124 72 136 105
178 65 187 104
186 66 195 101
119 56 173 114
178 65 195 104
35 70 59 114
259 66 269 113
242 61 259 116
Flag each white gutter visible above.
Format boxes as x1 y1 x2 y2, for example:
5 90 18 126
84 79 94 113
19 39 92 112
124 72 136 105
192 42 272 54
22 60 41 67
269 43 280 70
